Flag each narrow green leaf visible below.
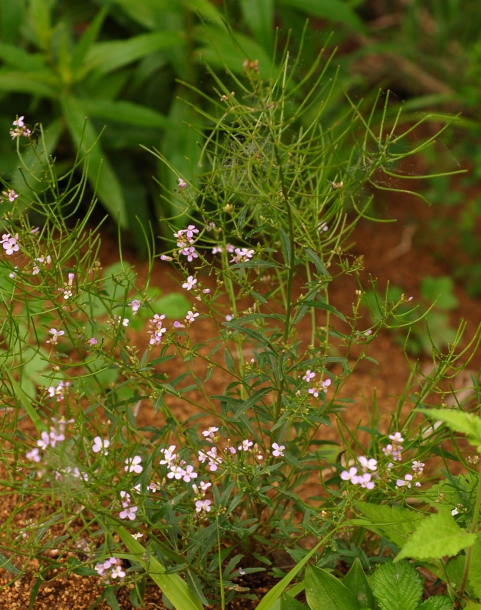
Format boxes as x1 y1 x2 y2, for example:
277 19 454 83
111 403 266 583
117 527 203 610
277 0 365 33
61 95 128 226
342 558 374 609
0 552 21 575
235 387 272 418
4 369 47 434
85 31 184 76
280 594 308 610
29 0 51 50
224 348 236 374
396 511 476 562
185 0 223 26
0 43 48 72
371 560 422 610
306 248 331 277
305 564 358 610
279 228 292 267
71 6 109 73
0 70 58 97
294 300 346 322
80 99 169 129
240 0 274 52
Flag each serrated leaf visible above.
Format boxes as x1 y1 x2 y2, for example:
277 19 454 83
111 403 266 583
468 531 481 599
305 564 358 610
396 511 476 562
355 501 423 548
418 408 481 451
371 560 422 610
343 558 375 609
417 596 454 610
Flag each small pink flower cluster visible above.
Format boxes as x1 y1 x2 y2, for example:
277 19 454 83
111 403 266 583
1 233 19 256
32 255 52 275
119 490 138 521
382 432 404 462
147 313 166 345
95 557 126 583
396 460 425 489
26 418 73 463
1 189 18 203
59 273 75 300
160 445 199 481
46 380 71 402
10 116 31 139
230 247 254 263
302 370 332 397
341 456 378 490
212 244 234 255
174 225 199 262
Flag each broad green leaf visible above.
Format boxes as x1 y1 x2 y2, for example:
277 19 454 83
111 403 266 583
157 94 202 225
61 95 128 226
417 596 455 610
0 43 48 72
370 560 422 610
469 531 481 599
84 31 184 77
185 0 223 26
418 408 481 451
276 0 365 33
80 99 169 129
354 501 423 548
421 276 458 311
305 565 358 610
154 292 191 318
0 70 58 97
71 6 109 74
240 0 274 52
396 511 476 562
0 0 25 44
280 594 308 610
28 0 51 50
194 25 274 79
343 558 375 609
117 527 203 610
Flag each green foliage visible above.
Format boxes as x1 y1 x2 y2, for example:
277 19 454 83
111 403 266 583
370 560 423 610
1 24 480 609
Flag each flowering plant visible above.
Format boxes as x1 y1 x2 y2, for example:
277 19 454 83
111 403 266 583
0 50 479 610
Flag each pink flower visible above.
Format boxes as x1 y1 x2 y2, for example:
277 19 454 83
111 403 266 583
182 276 197 290
178 178 187 189
47 328 64 345
129 300 141 314
238 439 253 452
119 505 138 520
125 455 143 474
271 443 285 457
92 437 110 455
302 370 315 382
195 499 212 513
